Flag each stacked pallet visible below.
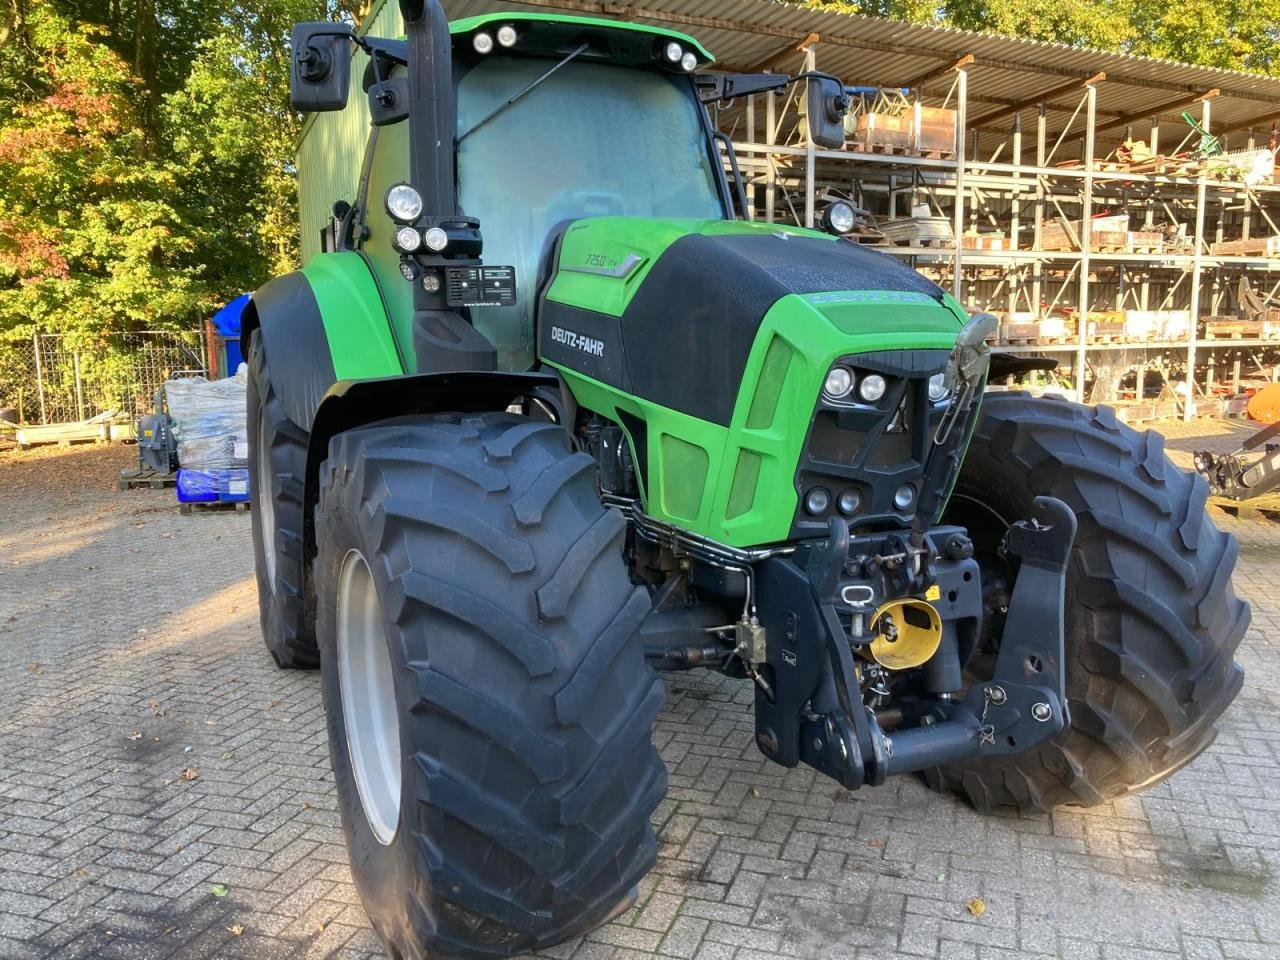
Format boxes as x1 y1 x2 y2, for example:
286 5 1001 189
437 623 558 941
960 231 1007 251
1209 235 1280 258
1124 310 1191 342
880 216 953 247
1041 215 1165 253
846 103 957 158
996 313 1076 345
1201 317 1264 339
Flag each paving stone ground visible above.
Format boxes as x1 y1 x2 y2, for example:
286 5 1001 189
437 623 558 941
1 416 1277 960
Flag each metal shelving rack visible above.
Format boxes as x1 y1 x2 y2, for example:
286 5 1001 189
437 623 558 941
722 43 1280 419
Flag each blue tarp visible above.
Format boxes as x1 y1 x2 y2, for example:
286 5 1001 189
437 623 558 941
211 294 250 375
211 294 249 337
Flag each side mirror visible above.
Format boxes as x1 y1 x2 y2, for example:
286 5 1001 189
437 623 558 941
290 22 353 112
806 75 848 149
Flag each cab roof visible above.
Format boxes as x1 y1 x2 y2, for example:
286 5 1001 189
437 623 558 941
447 12 714 65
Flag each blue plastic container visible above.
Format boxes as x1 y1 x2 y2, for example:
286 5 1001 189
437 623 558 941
176 468 250 504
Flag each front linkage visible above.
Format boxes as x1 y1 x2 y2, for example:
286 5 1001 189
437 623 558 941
630 315 1077 790
751 497 1074 789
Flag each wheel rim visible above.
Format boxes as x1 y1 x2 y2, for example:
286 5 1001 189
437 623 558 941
257 420 277 589
336 549 402 845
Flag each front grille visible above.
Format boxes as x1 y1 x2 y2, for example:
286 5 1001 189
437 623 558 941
791 349 952 538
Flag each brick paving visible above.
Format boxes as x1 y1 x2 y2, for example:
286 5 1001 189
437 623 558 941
1 417 1277 960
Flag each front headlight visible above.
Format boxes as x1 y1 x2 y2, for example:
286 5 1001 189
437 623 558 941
858 373 886 403
823 365 854 400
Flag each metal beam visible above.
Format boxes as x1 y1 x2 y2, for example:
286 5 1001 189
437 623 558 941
740 32 819 73
902 54 973 90
1218 105 1280 135
1047 88 1219 145
969 72 1105 128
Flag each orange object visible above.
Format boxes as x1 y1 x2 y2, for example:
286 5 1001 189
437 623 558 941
1246 382 1280 423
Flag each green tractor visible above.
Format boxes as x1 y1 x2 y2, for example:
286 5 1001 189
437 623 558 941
248 2 1248 956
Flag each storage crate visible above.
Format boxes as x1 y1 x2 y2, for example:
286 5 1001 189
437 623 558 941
1040 215 1128 251
176 467 251 504
848 113 912 154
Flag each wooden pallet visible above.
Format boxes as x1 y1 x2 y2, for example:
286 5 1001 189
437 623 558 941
889 236 950 248
857 141 911 156
1202 319 1264 339
178 500 250 515
118 466 177 490
1210 236 1280 258
14 421 114 449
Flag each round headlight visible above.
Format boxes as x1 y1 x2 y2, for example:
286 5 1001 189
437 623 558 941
385 183 423 223
823 366 853 399
680 51 698 72
823 201 856 235
496 24 517 47
928 372 949 402
472 31 494 54
837 489 862 516
804 487 831 516
423 227 449 252
394 226 421 252
893 484 916 511
664 41 683 63
858 373 887 403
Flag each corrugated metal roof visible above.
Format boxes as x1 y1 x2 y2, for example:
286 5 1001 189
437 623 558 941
437 0 1280 144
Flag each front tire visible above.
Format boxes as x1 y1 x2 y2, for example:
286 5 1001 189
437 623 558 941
930 393 1248 812
314 412 666 959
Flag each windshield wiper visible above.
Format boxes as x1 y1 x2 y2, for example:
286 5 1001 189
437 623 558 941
458 43 590 144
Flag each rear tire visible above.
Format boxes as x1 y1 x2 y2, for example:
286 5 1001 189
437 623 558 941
247 333 318 669
314 412 666 959
929 392 1248 812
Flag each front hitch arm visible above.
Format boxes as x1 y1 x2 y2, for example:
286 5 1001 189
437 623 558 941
754 497 1076 788
883 496 1076 775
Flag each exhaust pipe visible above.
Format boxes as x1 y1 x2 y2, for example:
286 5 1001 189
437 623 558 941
399 0 456 219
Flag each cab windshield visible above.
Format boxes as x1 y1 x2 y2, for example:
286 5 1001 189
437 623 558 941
456 56 725 368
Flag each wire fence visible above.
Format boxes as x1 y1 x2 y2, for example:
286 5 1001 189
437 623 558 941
0 331 208 426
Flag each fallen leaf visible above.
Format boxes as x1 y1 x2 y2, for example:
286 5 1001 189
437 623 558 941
227 924 245 936
750 786 760 798
219 751 233 761
315 919 329 934
27 662 42 674
867 838 886 848
301 801 311 810
127 731 142 741
966 897 985 918
207 883 228 897
73 867 88 878
181 768 198 781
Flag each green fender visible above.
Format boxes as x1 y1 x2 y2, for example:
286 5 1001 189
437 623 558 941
244 252 404 430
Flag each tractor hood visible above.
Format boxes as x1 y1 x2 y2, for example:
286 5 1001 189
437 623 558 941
538 218 972 548
539 217 967 426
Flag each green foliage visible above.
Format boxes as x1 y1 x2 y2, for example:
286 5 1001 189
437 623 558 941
808 0 1280 73
1 0 1278 354
0 6 205 341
